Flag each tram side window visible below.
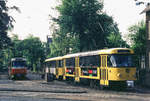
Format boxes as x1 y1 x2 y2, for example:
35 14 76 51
79 55 100 67
66 58 75 67
79 57 84 66
47 61 56 68
58 60 63 67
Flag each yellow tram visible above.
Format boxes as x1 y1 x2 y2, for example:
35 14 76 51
45 48 136 88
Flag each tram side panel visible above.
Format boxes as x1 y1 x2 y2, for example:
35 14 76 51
79 55 100 81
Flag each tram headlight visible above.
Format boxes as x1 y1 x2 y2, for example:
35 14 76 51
127 80 134 88
117 73 122 78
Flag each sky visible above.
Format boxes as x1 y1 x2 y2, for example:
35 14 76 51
7 0 146 42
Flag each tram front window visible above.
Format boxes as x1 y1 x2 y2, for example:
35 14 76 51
12 61 26 68
108 55 134 67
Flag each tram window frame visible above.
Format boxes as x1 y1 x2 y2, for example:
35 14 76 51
79 55 100 67
66 58 75 67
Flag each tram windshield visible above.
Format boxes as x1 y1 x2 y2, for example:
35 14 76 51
12 61 26 68
107 55 134 67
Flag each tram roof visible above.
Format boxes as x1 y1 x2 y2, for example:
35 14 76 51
63 48 134 58
45 48 134 61
45 56 63 62
98 48 134 54
63 50 101 58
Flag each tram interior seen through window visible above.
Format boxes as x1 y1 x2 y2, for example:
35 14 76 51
79 55 100 67
66 58 75 67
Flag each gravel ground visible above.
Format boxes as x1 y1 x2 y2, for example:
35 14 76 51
0 73 150 101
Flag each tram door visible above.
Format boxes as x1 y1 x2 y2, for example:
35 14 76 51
100 55 109 86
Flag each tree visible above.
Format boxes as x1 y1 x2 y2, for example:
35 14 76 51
0 0 14 69
49 29 80 57
22 35 46 72
0 0 13 50
50 0 123 57
107 32 129 48
10 34 24 57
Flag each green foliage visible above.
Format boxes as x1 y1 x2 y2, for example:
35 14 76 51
0 0 14 69
107 32 129 48
0 0 13 50
10 34 24 57
21 35 46 72
49 30 80 57
49 0 124 57
128 20 146 68
128 21 146 53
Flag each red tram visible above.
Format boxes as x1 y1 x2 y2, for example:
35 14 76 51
8 58 27 79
